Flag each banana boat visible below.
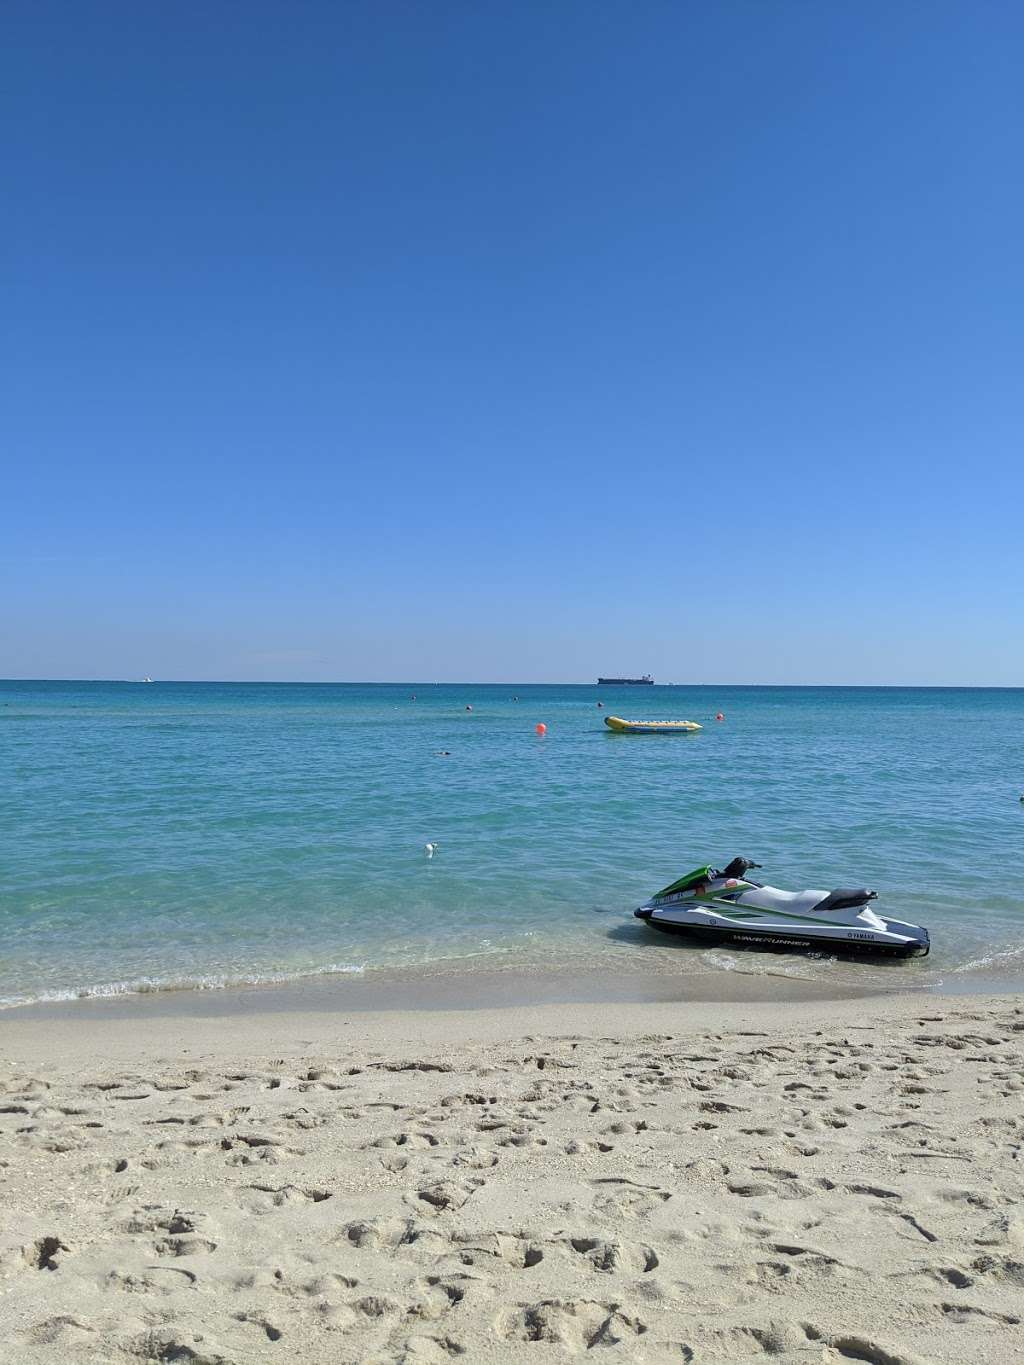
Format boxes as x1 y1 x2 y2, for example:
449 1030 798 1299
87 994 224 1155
604 716 702 734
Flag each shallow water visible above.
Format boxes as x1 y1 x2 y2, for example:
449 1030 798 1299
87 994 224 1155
1 681 1022 1007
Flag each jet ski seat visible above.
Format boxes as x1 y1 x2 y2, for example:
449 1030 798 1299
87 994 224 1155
734 886 830 916
814 888 878 912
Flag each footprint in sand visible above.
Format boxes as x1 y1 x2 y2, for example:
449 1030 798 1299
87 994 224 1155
234 1183 333 1212
561 1236 659 1274
497 1299 647 1352
455 1232 545 1269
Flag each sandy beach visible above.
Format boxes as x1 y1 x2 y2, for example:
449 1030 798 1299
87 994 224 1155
1 985 1022 1364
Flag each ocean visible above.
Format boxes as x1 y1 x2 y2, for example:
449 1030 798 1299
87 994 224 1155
1 680 1022 1008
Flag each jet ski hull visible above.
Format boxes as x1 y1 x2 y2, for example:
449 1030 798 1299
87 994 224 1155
635 908 930 958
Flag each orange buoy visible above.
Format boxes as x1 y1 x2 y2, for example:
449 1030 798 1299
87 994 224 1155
535 722 547 735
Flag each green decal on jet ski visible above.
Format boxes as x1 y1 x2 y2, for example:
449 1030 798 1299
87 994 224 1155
652 866 714 900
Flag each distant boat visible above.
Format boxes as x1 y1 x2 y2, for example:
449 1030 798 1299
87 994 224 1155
597 674 654 685
142 677 153 683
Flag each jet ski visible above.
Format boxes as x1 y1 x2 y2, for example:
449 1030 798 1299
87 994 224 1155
634 857 929 958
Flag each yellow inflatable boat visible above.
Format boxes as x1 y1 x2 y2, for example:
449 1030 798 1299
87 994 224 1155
604 715 703 734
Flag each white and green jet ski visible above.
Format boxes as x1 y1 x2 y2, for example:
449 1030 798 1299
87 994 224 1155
634 857 929 958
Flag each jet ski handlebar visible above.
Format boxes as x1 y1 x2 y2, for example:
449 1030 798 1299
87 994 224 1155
719 857 762 879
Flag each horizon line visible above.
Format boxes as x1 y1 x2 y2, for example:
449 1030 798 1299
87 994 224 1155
2 678 1023 691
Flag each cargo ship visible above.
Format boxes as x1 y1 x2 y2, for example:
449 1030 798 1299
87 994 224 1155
597 674 654 685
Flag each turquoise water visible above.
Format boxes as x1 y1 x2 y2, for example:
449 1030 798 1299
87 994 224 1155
1 681 1022 1007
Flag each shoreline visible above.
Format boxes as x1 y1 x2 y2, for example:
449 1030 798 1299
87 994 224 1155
0 966 1016 1064
3 943 1021 1026
1 956 911 1029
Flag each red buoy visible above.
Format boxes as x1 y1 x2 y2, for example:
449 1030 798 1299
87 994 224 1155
535 722 547 735
715 712 725 721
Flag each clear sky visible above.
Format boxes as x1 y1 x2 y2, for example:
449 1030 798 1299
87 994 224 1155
4 2 1022 684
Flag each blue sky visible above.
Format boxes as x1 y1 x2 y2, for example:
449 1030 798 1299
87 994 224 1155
4 2 1022 684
